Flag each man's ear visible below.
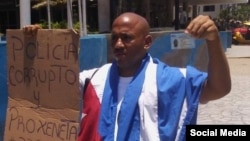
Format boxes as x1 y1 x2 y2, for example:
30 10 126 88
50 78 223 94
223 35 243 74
144 35 153 50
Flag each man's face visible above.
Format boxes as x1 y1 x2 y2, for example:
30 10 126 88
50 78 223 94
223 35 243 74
111 17 147 70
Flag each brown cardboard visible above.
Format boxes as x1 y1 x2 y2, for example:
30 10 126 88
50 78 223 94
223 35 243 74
4 29 80 141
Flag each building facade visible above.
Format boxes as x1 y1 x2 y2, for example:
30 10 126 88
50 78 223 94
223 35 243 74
0 0 19 34
0 0 248 35
0 0 176 34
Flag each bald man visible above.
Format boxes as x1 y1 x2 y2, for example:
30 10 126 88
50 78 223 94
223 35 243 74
23 12 231 141
78 12 231 141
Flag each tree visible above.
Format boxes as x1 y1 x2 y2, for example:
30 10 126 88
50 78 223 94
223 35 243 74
219 4 250 22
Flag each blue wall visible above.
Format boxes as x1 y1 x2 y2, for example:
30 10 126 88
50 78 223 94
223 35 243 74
148 31 231 71
0 41 7 141
79 34 107 71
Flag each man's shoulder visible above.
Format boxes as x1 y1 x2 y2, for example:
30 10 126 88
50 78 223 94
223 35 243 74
153 58 184 72
79 63 112 79
153 58 207 80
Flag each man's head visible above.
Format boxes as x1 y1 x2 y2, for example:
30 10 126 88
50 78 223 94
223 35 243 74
111 12 152 76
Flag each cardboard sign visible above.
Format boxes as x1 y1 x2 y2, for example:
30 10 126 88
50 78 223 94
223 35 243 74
4 29 80 141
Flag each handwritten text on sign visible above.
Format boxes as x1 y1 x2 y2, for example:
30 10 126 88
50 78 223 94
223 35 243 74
5 29 80 141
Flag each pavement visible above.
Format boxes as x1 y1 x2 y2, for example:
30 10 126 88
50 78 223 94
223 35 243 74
197 45 250 124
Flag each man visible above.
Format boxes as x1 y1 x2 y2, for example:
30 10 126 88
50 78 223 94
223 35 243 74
179 10 187 29
23 12 231 141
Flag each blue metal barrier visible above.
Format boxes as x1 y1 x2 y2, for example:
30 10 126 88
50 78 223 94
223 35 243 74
79 34 107 71
0 41 7 141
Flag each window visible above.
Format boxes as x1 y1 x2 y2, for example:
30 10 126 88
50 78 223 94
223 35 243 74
203 5 215 12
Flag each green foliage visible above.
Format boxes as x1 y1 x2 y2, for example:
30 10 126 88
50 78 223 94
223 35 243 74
37 19 48 29
36 20 97 34
52 20 67 28
73 21 80 33
37 20 67 29
219 4 250 22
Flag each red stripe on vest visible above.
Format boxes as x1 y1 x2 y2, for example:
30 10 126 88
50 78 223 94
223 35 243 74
78 82 102 141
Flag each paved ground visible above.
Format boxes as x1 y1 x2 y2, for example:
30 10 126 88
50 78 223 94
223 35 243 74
197 45 250 124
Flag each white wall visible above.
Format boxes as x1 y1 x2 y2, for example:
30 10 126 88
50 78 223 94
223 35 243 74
197 5 220 18
196 4 237 19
